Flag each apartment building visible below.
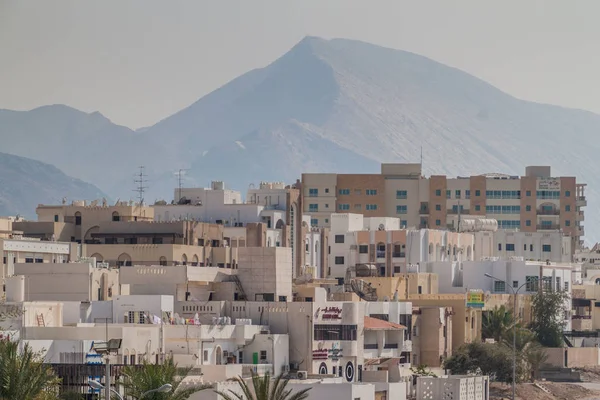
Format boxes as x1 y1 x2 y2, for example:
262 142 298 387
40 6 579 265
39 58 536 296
328 213 474 280
302 164 586 251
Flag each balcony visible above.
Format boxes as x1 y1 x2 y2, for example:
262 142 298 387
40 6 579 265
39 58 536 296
576 211 585 221
419 207 429 215
383 343 398 349
447 209 470 215
376 250 386 259
537 209 560 216
572 316 593 331
392 253 406 258
537 224 560 230
577 196 587 206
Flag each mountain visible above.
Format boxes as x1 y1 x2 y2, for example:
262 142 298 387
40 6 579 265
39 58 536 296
0 105 156 196
1 37 600 241
0 152 107 218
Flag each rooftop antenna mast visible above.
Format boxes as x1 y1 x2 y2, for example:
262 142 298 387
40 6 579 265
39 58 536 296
175 169 188 202
133 166 148 208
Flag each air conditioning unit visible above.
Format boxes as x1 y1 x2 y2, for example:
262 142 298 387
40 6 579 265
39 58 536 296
297 371 308 380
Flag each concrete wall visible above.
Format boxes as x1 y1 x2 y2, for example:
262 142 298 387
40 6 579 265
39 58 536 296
545 347 600 368
237 247 293 301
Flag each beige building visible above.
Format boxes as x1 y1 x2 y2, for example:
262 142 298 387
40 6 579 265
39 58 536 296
302 164 586 252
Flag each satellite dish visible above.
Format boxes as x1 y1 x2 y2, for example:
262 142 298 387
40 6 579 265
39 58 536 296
378 224 385 231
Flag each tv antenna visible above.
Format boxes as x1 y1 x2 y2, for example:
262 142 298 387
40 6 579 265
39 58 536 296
133 166 148 206
175 169 188 202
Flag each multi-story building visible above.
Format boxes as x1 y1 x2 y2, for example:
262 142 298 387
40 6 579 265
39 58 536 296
327 213 474 280
153 181 306 276
302 164 586 252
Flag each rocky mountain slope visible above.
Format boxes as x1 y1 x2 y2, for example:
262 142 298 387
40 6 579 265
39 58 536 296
1 37 599 240
0 152 107 218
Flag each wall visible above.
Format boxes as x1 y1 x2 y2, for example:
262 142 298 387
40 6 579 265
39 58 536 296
545 347 600 368
237 247 293 301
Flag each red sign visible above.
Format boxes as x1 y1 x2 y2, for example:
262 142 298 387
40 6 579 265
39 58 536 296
312 349 328 360
318 306 342 320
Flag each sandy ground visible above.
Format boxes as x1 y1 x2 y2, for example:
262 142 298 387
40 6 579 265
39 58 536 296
490 382 600 400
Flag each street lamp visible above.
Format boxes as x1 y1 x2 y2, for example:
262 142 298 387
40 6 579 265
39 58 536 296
483 273 530 400
88 380 172 399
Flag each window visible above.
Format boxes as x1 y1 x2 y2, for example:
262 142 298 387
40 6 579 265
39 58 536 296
325 204 329 208
396 205 407 214
530 244 533 251
314 324 357 341
310 218 318 227
35 258 43 263
354 189 362 195
309 204 318 212
393 244 404 258
526 276 539 292
542 244 552 252
565 220 571 227
25 258 34 263
526 205 531 211
452 205 464 214
325 188 329 193
400 220 407 227
564 281 569 291
325 218 329 224
339 189 350 195
506 244 515 251
335 256 345 265
435 204 441 211
475 190 481 197
513 280 518 288
526 190 531 197
435 189 441 196
435 219 441 226
446 190 451 199
465 190 471 199
366 204 378 210
335 235 345 244
396 190 407 199
494 280 506 292
565 205 571 212
455 190 461 198
536 190 560 199
565 190 571 197
128 311 135 323
308 188 318 197
475 205 481 211
366 189 377 196
338 204 350 211
485 190 521 199
260 351 267 361
359 245 368 254
524 244 527 251
54 215 59 222
526 220 531 227
75 214 82 226
498 244 502 251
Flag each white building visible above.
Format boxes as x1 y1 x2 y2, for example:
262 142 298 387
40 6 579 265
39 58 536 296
473 230 572 263
327 213 474 280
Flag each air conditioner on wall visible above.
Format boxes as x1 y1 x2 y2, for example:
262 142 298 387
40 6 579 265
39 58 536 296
297 371 308 380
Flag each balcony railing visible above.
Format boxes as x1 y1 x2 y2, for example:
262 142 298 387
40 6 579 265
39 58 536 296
537 224 560 230
383 343 398 349
392 253 406 258
537 209 560 216
364 344 378 349
376 251 386 258
447 209 470 215
419 208 429 215
572 315 592 320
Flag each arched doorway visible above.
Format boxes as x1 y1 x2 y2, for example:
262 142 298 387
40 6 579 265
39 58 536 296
117 253 132 267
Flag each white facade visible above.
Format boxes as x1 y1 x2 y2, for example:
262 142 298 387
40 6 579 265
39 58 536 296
112 295 174 324
416 375 489 400
474 230 572 262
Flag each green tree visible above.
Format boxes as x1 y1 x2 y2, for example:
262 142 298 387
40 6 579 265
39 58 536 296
443 341 522 383
0 339 60 400
482 305 516 342
529 289 570 347
121 358 208 400
501 327 547 381
215 371 311 400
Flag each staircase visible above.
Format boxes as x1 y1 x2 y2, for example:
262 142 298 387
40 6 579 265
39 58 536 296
231 275 247 301
36 313 45 327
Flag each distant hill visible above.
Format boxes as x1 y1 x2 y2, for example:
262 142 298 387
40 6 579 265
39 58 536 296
0 152 107 218
1 37 600 241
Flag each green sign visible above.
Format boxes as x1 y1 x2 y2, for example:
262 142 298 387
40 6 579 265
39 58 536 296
466 291 485 308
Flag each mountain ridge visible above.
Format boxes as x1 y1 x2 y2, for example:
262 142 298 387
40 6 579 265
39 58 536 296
0 36 598 241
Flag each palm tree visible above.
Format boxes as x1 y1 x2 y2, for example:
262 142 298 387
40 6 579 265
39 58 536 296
215 371 310 400
482 305 516 342
121 358 209 399
0 339 60 400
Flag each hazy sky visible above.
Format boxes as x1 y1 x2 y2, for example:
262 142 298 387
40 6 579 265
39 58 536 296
1 0 598 129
